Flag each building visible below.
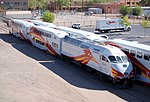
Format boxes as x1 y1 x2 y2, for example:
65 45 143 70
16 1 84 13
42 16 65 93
124 0 140 6
0 0 28 10
49 0 90 11
92 0 141 14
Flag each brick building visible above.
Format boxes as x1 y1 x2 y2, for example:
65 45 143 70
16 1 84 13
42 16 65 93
0 0 28 10
92 0 141 14
124 0 140 6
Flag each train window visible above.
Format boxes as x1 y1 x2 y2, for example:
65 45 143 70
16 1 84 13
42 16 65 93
130 50 136 56
63 36 69 42
116 56 123 63
108 56 117 63
93 48 100 52
52 42 58 48
102 55 108 62
137 52 143 58
80 44 89 49
144 54 150 61
74 40 82 46
123 48 129 54
48 34 51 38
121 56 128 63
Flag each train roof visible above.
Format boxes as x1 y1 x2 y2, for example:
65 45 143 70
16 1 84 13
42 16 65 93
111 39 150 52
12 19 34 27
64 35 125 56
35 26 69 38
57 26 107 40
28 20 57 28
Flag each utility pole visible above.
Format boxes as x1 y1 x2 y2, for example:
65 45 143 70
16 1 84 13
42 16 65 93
82 0 84 11
70 0 71 11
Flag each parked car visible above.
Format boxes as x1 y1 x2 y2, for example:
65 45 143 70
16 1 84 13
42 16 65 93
84 11 93 16
72 23 81 29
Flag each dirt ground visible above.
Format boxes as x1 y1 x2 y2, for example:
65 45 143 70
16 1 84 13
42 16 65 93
0 35 126 102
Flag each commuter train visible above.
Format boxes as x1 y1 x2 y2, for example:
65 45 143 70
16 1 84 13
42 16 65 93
26 20 109 40
9 19 134 87
56 26 109 40
55 25 150 86
28 20 57 28
104 39 150 86
10 19 34 40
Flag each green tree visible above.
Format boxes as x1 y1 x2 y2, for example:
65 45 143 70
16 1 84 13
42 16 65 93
56 0 70 10
122 16 131 26
141 20 150 36
120 6 131 16
86 0 94 7
28 0 50 10
42 11 55 23
139 0 150 6
132 6 143 17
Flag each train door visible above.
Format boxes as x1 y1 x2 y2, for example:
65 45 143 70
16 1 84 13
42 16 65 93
22 25 27 39
100 54 110 74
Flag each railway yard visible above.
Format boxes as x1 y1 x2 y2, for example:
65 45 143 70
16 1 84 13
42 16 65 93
0 19 150 102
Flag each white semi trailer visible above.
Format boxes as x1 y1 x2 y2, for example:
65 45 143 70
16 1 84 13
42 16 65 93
95 19 131 33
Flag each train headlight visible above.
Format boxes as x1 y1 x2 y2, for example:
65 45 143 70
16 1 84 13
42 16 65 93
124 72 128 76
147 72 150 77
129 71 134 77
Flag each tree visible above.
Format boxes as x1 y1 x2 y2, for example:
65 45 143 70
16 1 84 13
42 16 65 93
86 0 94 7
139 0 150 6
42 11 55 23
122 16 131 26
141 20 150 36
28 0 50 10
120 6 131 16
56 0 70 10
132 6 143 17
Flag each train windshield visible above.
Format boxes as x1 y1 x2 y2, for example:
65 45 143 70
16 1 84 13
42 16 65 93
108 56 128 63
108 56 117 63
116 56 123 63
121 56 128 63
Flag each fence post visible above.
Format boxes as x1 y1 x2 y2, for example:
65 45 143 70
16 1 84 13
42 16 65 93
90 20 92 26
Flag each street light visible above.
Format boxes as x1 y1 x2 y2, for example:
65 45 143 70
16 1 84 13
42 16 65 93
0 1 4 10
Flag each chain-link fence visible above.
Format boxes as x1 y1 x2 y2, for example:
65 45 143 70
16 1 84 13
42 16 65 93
54 12 146 27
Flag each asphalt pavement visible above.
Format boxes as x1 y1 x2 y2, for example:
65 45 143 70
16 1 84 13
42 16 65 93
81 24 150 46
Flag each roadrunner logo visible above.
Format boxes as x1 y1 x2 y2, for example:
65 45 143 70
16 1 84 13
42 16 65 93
106 21 116 25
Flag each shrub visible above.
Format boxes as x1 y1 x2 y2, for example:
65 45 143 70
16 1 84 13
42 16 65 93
42 11 55 23
120 6 131 16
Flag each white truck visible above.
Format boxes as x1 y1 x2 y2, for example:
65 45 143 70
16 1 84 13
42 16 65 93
95 19 131 33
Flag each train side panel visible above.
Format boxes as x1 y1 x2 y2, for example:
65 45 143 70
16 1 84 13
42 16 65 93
10 20 34 40
61 39 113 76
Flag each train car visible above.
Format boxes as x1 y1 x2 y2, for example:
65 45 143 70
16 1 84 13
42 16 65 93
58 26 149 86
28 20 57 28
104 39 150 86
61 35 134 85
56 26 109 40
28 26 69 56
10 19 34 40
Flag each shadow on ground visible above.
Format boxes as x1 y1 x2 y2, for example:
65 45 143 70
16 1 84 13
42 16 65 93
0 33 150 102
